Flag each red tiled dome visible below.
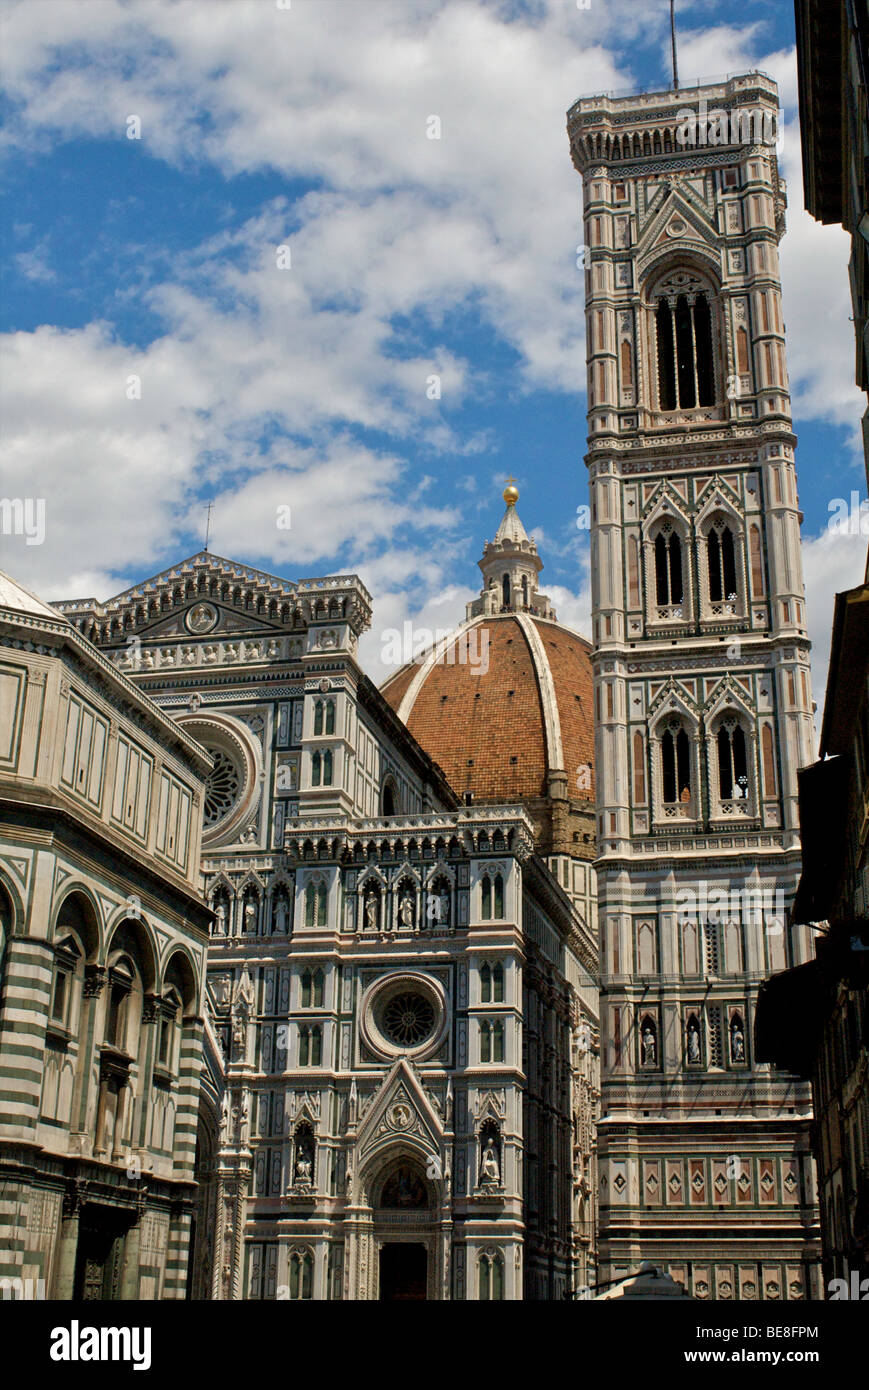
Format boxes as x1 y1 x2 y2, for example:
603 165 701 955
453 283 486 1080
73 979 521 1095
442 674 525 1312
381 613 595 807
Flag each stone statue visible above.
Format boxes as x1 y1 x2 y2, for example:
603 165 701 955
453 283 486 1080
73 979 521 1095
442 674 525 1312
243 898 257 933
219 1093 230 1144
399 893 414 929
214 900 227 935
642 1026 656 1066
687 1020 701 1063
365 895 378 931
480 1137 500 1186
731 1023 745 1062
294 1150 313 1189
274 896 288 933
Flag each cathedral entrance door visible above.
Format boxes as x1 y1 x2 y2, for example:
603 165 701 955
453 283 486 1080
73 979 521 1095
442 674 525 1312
379 1242 427 1301
73 1205 130 1300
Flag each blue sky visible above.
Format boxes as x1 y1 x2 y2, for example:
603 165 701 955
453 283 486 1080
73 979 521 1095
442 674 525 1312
0 0 866 705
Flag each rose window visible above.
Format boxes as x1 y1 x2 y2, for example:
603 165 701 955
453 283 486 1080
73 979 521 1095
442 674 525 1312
380 992 436 1047
204 748 241 827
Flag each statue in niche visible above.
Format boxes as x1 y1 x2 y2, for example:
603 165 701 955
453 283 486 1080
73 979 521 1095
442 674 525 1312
243 897 258 933
399 892 415 930
687 1019 701 1063
293 1129 315 1190
641 1023 657 1067
730 1019 745 1062
364 893 379 931
480 1136 501 1187
273 894 289 934
219 1093 230 1144
214 900 227 935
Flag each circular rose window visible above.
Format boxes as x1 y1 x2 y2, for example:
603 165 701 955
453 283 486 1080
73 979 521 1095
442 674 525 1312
360 972 448 1062
380 992 435 1047
204 748 242 828
175 711 262 848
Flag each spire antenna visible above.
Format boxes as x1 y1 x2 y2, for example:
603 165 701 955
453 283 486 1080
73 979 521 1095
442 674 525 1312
204 500 214 552
670 0 680 91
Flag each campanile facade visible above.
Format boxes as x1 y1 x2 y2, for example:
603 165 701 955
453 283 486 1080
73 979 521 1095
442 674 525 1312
567 74 821 1300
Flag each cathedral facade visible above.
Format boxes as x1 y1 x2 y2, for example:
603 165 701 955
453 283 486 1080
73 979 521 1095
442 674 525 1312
55 550 599 1299
567 72 821 1299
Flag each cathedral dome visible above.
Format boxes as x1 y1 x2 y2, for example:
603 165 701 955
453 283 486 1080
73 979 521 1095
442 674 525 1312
381 489 596 868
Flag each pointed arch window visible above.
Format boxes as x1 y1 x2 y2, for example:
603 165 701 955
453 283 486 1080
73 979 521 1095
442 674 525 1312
313 700 324 736
661 723 691 804
707 522 738 603
502 574 511 608
492 963 504 1002
480 963 492 1002
717 719 749 800
299 1024 322 1067
311 751 321 787
322 750 333 786
493 873 504 919
481 875 492 921
324 700 335 735
654 526 683 606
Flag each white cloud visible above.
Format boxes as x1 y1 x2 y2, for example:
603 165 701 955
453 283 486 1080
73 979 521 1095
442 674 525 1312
801 522 868 743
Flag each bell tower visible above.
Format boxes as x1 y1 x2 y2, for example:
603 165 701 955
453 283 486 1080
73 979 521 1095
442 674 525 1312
567 74 821 1299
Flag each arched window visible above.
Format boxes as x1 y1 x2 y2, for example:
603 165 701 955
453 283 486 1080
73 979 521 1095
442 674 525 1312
313 700 324 736
654 526 683 605
301 969 312 1008
478 1251 505 1301
322 751 333 786
311 751 321 787
707 522 738 602
661 723 691 804
480 963 492 1002
299 1025 322 1067
502 574 510 607
655 292 715 409
312 968 324 1008
492 963 504 1002
521 575 529 607
492 1021 505 1063
324 700 335 735
288 1250 314 1300
480 1020 491 1063
304 880 327 928
717 719 749 800
381 780 396 816
493 873 504 919
481 875 492 921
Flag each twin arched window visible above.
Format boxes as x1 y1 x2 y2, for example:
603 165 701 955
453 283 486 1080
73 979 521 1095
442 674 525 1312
313 699 335 736
300 968 324 1008
480 1019 505 1063
707 522 737 603
311 750 332 786
298 1024 322 1067
480 962 504 1003
478 1251 505 1300
716 719 748 800
288 1250 314 1300
654 526 683 606
481 873 505 921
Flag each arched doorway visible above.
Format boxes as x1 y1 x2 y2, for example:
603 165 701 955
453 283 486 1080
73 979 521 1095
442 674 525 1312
371 1158 437 1301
